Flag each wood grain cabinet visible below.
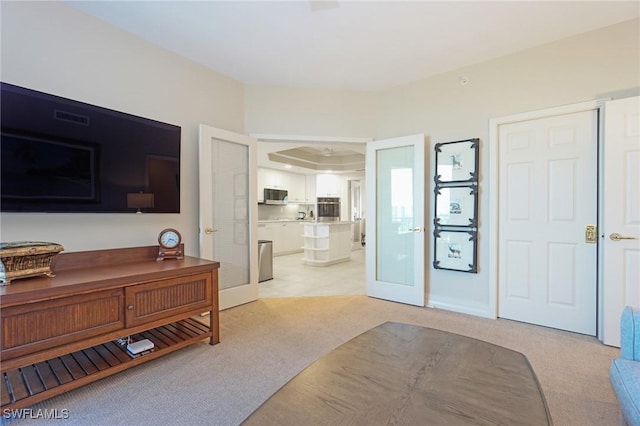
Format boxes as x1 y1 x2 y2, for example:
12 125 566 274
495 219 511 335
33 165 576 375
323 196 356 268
0 246 220 411
1 289 125 362
124 272 212 328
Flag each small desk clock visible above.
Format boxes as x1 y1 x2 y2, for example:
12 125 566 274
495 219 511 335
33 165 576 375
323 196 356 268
157 228 183 261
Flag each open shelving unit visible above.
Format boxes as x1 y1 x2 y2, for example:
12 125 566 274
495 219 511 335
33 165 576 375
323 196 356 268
1 318 209 408
302 223 351 266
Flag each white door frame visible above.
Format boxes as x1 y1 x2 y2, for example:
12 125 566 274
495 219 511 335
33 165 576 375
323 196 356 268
488 99 606 335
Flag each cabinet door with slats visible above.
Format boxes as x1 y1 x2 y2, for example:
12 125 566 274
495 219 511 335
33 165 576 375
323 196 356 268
124 272 213 328
1 289 124 361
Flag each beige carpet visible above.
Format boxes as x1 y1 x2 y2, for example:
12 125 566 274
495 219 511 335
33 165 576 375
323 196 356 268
5 296 622 425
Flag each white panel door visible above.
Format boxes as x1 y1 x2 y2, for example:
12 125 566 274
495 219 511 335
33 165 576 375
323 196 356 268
199 125 258 310
498 110 598 334
602 96 640 346
366 134 425 306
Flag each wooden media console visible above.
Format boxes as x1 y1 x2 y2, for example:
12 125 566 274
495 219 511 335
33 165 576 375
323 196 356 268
0 245 220 410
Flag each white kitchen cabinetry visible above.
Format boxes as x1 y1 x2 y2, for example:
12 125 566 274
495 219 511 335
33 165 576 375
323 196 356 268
258 221 303 256
257 223 272 241
256 168 268 202
316 174 342 197
285 173 306 203
258 168 286 202
260 168 286 189
258 168 306 203
302 222 352 266
305 175 317 203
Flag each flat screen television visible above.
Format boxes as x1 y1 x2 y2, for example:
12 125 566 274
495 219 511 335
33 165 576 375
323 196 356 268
1 82 181 213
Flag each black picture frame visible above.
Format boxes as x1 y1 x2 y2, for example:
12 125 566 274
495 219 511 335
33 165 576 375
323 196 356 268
434 184 478 227
433 228 478 273
434 138 479 184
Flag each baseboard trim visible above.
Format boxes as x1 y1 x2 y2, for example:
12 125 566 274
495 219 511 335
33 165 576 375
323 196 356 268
426 300 494 319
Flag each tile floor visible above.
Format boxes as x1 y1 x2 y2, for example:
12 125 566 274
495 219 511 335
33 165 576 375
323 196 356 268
259 247 366 298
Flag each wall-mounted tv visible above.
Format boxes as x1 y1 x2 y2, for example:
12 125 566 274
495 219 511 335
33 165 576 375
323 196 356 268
1 82 181 213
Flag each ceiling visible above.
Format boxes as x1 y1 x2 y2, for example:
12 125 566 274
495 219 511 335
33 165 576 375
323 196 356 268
66 1 638 92
64 1 639 173
255 138 368 174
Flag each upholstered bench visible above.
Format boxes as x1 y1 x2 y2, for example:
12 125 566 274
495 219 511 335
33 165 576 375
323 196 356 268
611 306 640 425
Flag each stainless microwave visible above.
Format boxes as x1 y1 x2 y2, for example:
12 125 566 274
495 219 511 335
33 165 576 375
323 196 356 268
264 188 288 205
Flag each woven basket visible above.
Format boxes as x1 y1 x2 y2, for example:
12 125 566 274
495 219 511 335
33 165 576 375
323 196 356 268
0 242 64 285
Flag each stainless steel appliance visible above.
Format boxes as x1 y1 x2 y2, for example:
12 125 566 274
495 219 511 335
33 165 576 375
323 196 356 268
317 197 340 221
258 240 273 282
264 188 288 205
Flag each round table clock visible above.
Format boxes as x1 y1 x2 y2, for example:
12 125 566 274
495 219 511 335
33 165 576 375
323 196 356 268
157 228 184 261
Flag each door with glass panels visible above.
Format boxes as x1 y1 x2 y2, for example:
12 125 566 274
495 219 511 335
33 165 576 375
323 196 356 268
366 134 426 306
199 125 258 310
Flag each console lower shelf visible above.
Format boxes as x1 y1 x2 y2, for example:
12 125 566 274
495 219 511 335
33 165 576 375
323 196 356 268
1 317 210 410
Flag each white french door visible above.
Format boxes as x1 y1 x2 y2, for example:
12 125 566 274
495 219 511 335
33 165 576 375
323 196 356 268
602 96 640 346
199 125 259 310
366 134 426 306
497 109 598 335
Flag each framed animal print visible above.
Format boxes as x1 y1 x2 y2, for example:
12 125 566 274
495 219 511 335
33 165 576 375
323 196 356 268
434 184 478 227
433 229 477 273
434 138 479 184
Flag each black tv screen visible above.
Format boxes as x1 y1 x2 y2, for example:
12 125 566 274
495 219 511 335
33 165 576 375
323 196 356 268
1 82 181 213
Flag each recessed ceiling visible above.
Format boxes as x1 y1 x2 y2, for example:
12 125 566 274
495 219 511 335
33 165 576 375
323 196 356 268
65 1 639 91
268 145 365 172
257 140 367 174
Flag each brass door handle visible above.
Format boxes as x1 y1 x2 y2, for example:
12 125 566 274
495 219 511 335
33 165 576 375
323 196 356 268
610 233 638 241
204 227 218 234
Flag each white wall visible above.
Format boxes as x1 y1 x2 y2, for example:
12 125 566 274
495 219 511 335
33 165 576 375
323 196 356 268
245 85 377 137
375 18 640 316
0 2 244 256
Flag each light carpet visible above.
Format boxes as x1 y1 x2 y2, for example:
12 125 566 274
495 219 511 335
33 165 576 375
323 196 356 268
4 295 622 426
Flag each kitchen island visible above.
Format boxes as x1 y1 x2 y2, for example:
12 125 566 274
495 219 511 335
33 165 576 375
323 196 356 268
302 221 352 266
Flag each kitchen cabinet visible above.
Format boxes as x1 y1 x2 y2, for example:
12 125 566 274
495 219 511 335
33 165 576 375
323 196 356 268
285 173 306 203
258 221 303 256
305 175 317 203
257 223 273 242
316 174 342 197
257 168 280 202
258 168 306 204
260 168 286 189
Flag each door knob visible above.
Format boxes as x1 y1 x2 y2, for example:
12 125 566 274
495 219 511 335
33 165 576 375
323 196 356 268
204 227 218 234
610 233 638 241
408 227 423 232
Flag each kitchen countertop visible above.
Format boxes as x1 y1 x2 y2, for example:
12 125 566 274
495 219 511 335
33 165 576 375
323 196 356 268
300 221 354 225
258 219 314 223
258 220 353 224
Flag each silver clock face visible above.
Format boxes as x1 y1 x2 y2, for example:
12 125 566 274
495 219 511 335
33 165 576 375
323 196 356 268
160 230 180 248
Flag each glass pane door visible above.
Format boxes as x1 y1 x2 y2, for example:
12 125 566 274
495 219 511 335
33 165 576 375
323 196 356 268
199 125 258 310
212 139 250 290
366 134 425 306
376 146 415 285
